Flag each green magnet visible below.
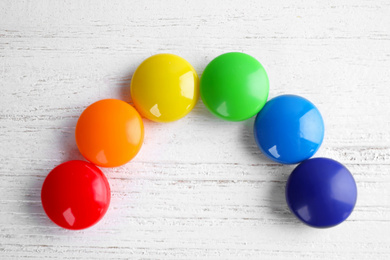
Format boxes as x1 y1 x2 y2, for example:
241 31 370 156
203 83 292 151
200 52 269 121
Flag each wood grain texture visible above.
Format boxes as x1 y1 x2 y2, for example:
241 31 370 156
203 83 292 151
1 0 390 259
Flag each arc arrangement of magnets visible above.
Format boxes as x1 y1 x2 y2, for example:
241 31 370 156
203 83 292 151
41 52 357 230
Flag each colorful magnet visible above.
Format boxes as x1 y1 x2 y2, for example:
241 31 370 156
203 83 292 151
286 158 357 228
75 99 144 167
41 160 111 230
131 53 199 122
200 52 269 121
254 94 324 164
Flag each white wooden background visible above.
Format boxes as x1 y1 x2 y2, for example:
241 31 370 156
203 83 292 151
1 0 390 259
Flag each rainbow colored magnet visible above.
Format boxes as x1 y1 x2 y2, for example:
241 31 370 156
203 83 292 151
254 95 324 164
131 54 199 122
200 52 269 121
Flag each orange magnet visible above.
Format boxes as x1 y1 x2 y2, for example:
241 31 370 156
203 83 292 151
75 99 144 167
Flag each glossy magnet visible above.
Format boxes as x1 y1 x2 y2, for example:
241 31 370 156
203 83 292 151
286 158 357 228
131 53 199 122
200 52 269 121
76 99 144 167
41 160 111 230
254 94 324 164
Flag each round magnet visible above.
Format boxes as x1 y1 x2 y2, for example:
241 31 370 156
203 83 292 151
200 52 269 121
131 53 199 122
254 94 324 164
41 160 111 230
76 99 144 167
286 158 357 228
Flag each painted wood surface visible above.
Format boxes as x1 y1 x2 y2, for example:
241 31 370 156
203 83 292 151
1 0 389 259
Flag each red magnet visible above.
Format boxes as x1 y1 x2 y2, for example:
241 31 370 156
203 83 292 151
41 160 111 230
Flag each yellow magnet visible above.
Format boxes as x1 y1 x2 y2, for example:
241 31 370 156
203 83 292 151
131 54 199 122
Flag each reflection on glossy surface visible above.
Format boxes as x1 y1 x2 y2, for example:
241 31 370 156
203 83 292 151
75 99 144 167
131 53 199 122
286 158 357 228
254 95 324 164
268 145 280 159
296 205 311 222
200 52 269 121
41 160 111 230
63 208 75 226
